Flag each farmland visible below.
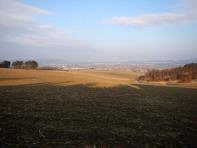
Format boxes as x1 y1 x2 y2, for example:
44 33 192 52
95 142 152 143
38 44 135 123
0 68 197 147
0 68 141 87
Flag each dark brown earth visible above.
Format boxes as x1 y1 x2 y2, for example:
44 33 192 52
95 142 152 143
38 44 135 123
0 83 196 147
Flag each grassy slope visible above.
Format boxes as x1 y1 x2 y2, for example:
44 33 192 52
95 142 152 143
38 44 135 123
0 68 197 147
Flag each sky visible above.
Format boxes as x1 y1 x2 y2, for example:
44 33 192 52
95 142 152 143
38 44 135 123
0 0 197 62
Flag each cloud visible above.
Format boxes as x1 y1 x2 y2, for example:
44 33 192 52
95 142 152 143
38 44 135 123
0 0 49 28
105 13 188 26
104 0 197 26
0 0 90 49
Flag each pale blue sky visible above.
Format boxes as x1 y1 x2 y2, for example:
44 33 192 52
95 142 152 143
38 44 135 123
0 0 197 62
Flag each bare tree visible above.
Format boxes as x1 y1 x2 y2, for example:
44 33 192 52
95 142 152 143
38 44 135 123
12 61 24 69
25 60 39 69
0 61 11 68
138 63 197 82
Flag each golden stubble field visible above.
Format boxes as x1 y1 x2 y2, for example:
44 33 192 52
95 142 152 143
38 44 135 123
0 68 142 88
0 68 196 89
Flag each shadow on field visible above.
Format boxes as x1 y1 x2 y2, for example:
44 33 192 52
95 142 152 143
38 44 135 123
0 77 36 81
0 83 196 147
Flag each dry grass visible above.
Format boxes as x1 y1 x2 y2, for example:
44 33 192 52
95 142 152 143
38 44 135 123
137 80 197 89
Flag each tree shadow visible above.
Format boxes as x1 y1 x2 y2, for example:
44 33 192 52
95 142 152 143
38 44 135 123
0 83 196 147
0 77 36 81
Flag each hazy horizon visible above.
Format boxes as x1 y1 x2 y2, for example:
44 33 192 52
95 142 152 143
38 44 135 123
0 0 197 62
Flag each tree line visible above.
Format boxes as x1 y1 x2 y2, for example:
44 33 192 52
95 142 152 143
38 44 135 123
0 60 39 69
138 63 197 83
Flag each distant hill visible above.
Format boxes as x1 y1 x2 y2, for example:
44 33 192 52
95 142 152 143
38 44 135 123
126 59 197 69
138 63 197 83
